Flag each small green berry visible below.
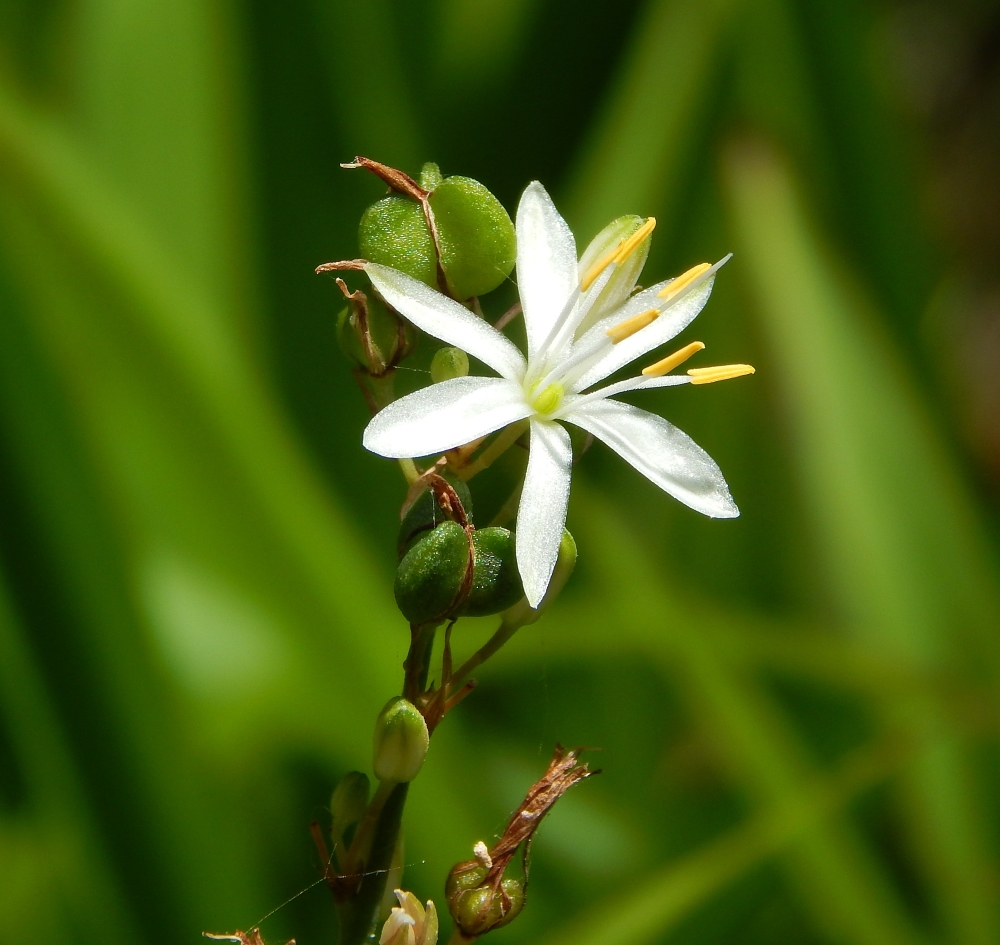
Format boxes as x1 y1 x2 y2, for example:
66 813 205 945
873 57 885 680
359 195 437 288
428 176 516 300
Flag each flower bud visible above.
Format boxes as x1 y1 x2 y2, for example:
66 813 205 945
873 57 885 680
359 195 438 289
445 864 524 937
394 521 471 623
373 697 429 783
428 177 516 300
430 346 470 383
330 771 370 838
461 527 523 617
380 890 438 945
419 162 444 191
576 215 652 334
397 477 473 559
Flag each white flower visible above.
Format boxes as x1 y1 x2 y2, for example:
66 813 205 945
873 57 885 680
363 182 753 607
380 890 438 945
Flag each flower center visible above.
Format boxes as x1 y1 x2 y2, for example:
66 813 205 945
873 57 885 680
531 382 565 416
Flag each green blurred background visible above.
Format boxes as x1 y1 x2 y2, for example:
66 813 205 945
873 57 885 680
2 0 1000 943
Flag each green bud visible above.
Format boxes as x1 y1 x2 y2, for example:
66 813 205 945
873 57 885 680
576 215 651 335
430 346 470 383
462 527 523 617
394 521 470 623
446 864 524 937
428 176 516 300
330 771 370 838
373 696 429 783
419 161 444 191
359 195 437 288
397 476 473 559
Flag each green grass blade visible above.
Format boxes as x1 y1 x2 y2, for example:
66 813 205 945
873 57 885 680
724 138 1000 945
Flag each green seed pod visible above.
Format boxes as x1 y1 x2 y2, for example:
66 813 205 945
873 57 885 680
336 290 412 376
397 476 473 558
373 697 429 783
462 527 523 617
336 304 367 366
446 864 524 937
430 346 470 383
428 176 516 300
359 195 437 288
330 771 370 839
394 521 470 624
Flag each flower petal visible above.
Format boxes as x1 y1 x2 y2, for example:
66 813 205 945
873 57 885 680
366 264 526 381
569 275 716 392
565 399 739 518
363 377 530 458
516 182 578 360
516 420 573 607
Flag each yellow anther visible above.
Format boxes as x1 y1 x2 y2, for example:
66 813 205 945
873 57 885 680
613 216 657 265
641 341 705 376
606 308 659 344
580 217 656 291
657 262 712 303
687 363 756 385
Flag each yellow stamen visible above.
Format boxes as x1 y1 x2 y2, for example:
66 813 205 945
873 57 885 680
613 216 657 265
580 217 657 291
641 341 705 376
687 363 756 385
657 262 712 303
606 308 659 344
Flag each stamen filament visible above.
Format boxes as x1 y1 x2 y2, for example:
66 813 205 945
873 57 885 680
642 341 705 376
580 217 656 291
606 308 659 344
657 262 712 303
687 363 755 385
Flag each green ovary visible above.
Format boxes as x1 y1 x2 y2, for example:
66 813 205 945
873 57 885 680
531 382 564 416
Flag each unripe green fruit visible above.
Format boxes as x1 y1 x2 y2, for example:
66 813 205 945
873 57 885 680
359 195 437 288
397 476 473 558
462 527 523 616
372 697 429 783
446 866 524 937
429 176 516 300
394 521 470 623
336 292 411 375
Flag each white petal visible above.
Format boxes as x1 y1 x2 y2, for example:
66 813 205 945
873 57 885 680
363 377 530 458
366 264 526 381
516 420 573 607
516 182 578 360
565 399 739 518
569 275 716 392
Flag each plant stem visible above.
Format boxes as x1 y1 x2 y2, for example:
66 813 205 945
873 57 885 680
338 782 409 945
456 420 528 481
451 616 526 690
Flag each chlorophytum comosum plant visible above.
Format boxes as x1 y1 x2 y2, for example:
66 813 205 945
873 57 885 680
210 155 754 945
